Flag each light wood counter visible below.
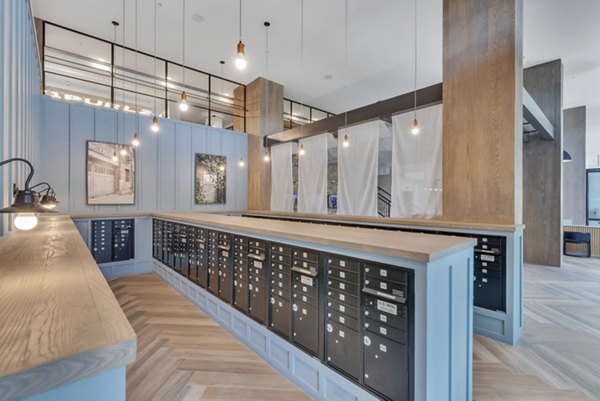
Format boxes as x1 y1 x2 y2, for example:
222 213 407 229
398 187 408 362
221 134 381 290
241 210 525 232
153 212 476 263
0 216 136 401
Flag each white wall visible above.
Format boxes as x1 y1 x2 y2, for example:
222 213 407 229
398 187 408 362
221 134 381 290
38 97 248 214
0 0 41 237
586 104 600 168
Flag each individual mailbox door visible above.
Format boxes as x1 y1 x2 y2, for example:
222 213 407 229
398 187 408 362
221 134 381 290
363 332 409 401
234 279 249 313
249 283 267 324
292 299 319 356
219 267 233 303
326 320 359 380
270 296 291 339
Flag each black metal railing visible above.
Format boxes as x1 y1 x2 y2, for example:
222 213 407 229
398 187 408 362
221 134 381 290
41 21 246 131
283 98 335 130
377 187 391 217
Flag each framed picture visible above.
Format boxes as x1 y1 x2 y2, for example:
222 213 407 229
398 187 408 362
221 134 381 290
86 141 135 205
195 153 226 204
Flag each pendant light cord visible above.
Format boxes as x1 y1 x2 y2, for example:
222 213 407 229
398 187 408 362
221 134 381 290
300 0 304 138
134 0 139 131
122 0 125 144
182 0 186 88
239 0 243 40
413 0 418 118
344 0 348 131
154 0 157 116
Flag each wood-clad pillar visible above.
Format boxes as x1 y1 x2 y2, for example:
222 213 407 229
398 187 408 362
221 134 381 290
563 106 586 225
523 60 563 267
234 77 283 210
442 0 523 225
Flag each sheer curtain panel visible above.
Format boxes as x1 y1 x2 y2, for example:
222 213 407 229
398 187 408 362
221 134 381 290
337 120 383 216
298 134 328 213
270 142 294 212
390 104 443 218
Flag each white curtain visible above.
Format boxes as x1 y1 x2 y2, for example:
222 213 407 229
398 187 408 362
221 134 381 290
270 142 294 212
298 134 328 213
337 120 382 216
390 104 443 218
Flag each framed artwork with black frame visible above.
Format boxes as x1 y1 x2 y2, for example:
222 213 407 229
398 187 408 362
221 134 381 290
195 153 227 204
86 140 136 205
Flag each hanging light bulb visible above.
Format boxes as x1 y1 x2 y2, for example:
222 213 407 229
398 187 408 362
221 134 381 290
342 133 350 148
263 149 270 162
411 118 420 135
238 157 245 167
299 143 305 156
235 41 247 70
132 132 140 147
151 115 159 132
14 213 38 231
179 91 189 111
120 144 127 156
112 151 119 162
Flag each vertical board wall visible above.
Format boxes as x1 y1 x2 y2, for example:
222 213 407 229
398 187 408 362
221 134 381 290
38 97 248 214
0 0 41 237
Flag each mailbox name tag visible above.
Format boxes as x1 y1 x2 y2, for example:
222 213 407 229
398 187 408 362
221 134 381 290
301 276 314 286
254 261 263 268
377 300 397 315
481 254 495 262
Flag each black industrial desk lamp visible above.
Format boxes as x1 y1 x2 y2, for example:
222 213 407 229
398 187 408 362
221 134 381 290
0 158 58 230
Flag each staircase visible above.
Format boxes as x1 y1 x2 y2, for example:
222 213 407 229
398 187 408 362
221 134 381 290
377 187 391 217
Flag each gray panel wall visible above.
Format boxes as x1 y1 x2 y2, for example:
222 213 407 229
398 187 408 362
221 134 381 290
38 97 248 214
0 0 41 238
563 106 586 225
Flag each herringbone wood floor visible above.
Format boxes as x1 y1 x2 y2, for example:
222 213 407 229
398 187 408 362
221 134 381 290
110 256 600 401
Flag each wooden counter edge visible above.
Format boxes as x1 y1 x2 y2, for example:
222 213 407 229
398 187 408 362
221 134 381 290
0 337 136 401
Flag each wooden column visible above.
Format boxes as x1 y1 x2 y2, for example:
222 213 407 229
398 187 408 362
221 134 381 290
442 0 523 225
234 77 283 210
563 106 586 225
523 60 563 267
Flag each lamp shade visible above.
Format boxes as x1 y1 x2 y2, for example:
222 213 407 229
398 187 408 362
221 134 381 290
0 189 57 214
563 150 573 162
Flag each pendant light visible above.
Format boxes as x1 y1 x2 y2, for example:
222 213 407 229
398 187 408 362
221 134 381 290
179 0 189 111
238 157 245 167
120 144 127 156
132 0 141 147
112 151 119 162
234 0 247 70
411 0 420 136
342 133 350 148
299 143 305 156
263 149 270 162
151 0 160 132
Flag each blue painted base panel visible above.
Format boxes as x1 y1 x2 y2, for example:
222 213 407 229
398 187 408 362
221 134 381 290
24 367 126 401
153 261 379 401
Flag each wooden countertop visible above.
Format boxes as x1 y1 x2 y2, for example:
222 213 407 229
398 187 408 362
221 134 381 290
0 216 136 401
241 210 525 232
153 212 476 263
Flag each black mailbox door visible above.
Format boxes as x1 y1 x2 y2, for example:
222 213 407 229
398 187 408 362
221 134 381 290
208 266 219 296
292 300 319 356
219 268 233 303
234 279 249 313
270 296 291 339
363 332 409 401
249 284 267 324
326 320 359 380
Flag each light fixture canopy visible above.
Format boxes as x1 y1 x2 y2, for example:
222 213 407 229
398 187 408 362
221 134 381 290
151 115 159 132
132 132 140 147
411 118 420 135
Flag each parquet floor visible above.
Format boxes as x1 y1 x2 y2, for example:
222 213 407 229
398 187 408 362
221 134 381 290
109 275 311 401
110 256 600 401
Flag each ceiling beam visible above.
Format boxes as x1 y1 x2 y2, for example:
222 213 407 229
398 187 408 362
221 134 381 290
522 87 555 140
265 83 443 146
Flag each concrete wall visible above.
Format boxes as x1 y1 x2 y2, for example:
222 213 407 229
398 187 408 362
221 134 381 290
563 106 586 225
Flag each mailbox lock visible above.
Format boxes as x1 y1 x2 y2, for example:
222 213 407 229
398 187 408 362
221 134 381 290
363 336 371 346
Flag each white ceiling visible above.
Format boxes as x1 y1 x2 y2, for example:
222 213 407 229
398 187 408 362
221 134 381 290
32 0 600 123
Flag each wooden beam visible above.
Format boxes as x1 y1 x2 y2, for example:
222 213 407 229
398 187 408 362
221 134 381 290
442 0 523 225
265 84 442 145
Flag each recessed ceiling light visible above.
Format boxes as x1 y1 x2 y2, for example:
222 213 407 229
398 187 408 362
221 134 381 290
324 74 333 80
192 14 204 23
